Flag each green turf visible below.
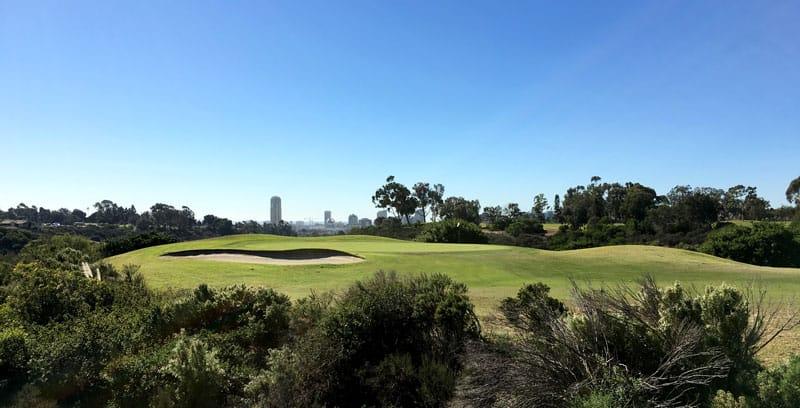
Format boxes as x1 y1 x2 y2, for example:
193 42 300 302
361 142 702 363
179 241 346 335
109 234 800 316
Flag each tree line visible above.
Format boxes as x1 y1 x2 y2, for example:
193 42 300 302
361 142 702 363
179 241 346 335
370 175 799 230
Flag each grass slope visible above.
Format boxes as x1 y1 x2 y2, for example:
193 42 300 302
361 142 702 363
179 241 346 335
109 234 800 316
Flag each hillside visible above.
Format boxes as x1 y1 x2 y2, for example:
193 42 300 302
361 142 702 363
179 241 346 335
109 234 800 314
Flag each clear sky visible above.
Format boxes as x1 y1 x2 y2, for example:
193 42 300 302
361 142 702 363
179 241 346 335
2 1 798 222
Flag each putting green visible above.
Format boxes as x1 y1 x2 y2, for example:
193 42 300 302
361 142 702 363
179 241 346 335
109 234 800 316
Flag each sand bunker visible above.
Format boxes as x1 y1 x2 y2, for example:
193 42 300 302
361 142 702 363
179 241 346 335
161 248 364 265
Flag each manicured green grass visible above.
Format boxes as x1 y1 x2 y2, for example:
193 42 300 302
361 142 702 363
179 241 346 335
109 234 800 316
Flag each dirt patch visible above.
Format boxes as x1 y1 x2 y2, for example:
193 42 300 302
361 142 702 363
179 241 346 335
161 248 364 265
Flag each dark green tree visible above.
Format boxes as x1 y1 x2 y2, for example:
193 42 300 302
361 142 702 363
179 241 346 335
786 176 800 206
412 182 432 222
532 194 548 223
439 197 481 224
372 176 419 224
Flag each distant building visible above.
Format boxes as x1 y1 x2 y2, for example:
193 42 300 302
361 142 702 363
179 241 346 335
324 210 332 225
376 210 388 219
270 196 282 224
348 214 358 226
359 218 372 227
401 209 426 224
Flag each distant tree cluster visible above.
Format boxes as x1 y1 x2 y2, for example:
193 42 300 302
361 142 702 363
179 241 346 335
0 200 296 260
372 176 445 223
0 204 86 225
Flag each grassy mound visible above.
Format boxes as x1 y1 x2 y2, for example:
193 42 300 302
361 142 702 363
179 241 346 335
109 234 800 314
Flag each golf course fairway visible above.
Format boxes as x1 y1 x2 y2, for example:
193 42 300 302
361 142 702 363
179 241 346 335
109 234 800 317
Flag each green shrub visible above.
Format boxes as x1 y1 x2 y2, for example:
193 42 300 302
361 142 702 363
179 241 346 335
505 218 544 237
417 219 487 244
349 218 423 241
7 264 114 324
102 231 177 257
569 391 615 408
0 327 28 391
26 311 137 401
701 284 761 395
163 285 291 363
17 235 101 270
102 344 172 408
161 334 226 408
710 390 748 408
700 223 800 267
752 355 800 407
461 276 788 407
250 271 479 407
500 283 566 332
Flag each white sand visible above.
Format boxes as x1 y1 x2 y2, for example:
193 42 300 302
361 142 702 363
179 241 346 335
163 253 364 265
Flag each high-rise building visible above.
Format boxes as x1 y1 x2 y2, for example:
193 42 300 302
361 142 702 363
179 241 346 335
348 214 358 226
270 196 282 224
359 218 372 227
376 210 388 219
324 210 332 225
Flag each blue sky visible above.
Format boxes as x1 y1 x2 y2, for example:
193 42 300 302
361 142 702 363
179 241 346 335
2 1 798 222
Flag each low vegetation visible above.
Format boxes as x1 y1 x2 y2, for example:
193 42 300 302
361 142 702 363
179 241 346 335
700 223 800 268
457 277 798 407
2 235 798 407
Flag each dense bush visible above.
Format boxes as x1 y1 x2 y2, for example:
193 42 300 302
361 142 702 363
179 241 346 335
458 276 791 407
0 229 32 256
247 271 480 407
417 219 488 244
711 355 800 407
6 264 116 324
0 326 28 392
505 218 544 237
102 231 177 257
162 334 227 408
700 223 800 267
16 235 101 271
348 217 423 240
500 283 565 332
547 223 629 250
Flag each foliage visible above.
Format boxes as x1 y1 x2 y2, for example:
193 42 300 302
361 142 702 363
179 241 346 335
547 223 629 249
373 176 419 224
505 217 544 237
751 355 800 407
710 355 800 408
102 231 177 257
6 263 114 324
700 223 800 267
161 334 226 408
439 197 481 224
532 193 549 222
786 175 800 206
0 229 32 256
417 219 488 244
162 284 292 369
500 282 565 332
0 326 28 392
348 217 423 240
458 276 795 407
17 235 101 270
248 271 480 407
